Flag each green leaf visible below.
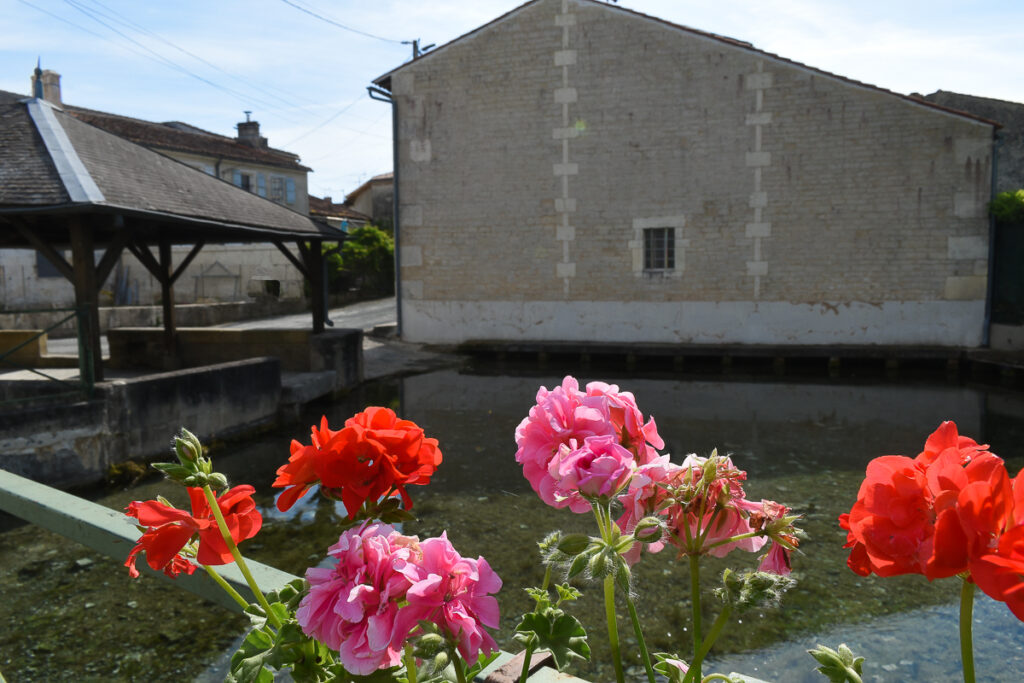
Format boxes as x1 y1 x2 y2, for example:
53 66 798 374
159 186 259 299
554 584 581 604
514 611 590 671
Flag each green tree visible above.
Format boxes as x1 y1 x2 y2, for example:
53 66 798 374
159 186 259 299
340 225 394 296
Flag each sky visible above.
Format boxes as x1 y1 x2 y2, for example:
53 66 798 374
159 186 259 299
3 0 1024 201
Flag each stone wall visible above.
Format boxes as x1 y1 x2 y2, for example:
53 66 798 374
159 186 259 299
389 0 994 346
0 358 281 488
923 90 1023 193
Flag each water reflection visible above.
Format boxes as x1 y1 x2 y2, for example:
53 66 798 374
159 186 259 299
4 368 1024 682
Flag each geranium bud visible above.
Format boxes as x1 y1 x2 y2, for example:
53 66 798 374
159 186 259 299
174 429 202 464
588 550 609 577
414 633 445 657
566 551 590 580
633 516 663 544
615 560 632 593
208 473 228 491
556 533 591 557
433 651 450 671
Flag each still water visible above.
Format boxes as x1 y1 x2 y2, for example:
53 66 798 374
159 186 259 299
3 366 1024 681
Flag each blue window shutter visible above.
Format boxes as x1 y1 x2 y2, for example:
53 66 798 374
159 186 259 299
286 178 296 204
232 169 242 187
257 174 267 197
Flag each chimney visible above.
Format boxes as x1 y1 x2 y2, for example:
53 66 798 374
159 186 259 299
30 68 62 105
236 112 268 148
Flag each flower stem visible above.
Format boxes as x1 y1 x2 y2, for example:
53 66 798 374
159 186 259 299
604 574 625 683
404 643 418 683
625 592 656 683
688 605 731 678
203 565 248 609
518 640 537 683
454 655 469 683
689 554 702 682
960 578 976 683
541 564 552 592
201 485 281 629
703 531 759 552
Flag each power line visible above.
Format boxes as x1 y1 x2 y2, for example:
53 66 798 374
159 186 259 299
279 0 404 44
282 93 370 146
76 0 321 112
59 0 303 123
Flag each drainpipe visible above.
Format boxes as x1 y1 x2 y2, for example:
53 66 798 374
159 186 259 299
983 131 1002 348
368 85 401 338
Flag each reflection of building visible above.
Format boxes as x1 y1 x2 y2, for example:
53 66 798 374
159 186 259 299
374 0 996 347
2 69 315 308
343 172 393 228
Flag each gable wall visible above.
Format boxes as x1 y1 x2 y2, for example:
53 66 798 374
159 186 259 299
392 0 993 345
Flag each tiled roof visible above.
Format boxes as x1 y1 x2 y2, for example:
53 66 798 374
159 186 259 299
343 171 393 205
66 105 311 172
309 195 370 222
0 94 339 241
0 90 67 205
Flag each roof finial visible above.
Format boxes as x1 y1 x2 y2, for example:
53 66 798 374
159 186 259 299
244 110 252 122
33 57 43 99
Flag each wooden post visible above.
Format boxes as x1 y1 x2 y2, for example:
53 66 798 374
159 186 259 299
158 239 177 359
307 240 325 333
69 218 103 382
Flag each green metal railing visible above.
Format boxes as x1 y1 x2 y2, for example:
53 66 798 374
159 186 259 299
0 469 585 683
0 307 95 407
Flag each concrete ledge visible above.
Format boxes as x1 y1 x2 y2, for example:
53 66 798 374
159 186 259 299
108 328 363 393
0 358 282 487
0 329 47 365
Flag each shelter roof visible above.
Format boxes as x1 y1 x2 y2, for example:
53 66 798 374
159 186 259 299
372 0 998 129
0 91 341 246
65 104 311 172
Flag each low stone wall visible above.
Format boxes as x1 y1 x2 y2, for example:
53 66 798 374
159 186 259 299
107 327 362 392
0 358 282 488
0 330 47 365
0 299 309 338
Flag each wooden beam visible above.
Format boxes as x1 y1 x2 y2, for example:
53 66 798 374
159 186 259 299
273 240 308 278
158 239 177 356
95 229 131 290
69 217 103 382
127 242 163 279
169 240 205 286
11 220 74 281
306 239 325 333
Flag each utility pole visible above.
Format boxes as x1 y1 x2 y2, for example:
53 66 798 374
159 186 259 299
402 38 435 59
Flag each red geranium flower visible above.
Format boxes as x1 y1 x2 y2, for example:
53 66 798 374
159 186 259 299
273 408 442 518
841 421 1023 617
841 455 931 577
971 524 1024 621
124 485 262 578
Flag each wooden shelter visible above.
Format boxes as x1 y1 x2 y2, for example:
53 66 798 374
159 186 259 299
0 89 344 381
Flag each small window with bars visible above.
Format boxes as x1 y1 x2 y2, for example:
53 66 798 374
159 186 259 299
643 227 675 271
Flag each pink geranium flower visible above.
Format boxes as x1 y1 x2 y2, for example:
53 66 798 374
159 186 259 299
296 523 420 675
515 376 617 508
515 376 664 510
550 434 636 509
584 381 664 464
395 532 502 665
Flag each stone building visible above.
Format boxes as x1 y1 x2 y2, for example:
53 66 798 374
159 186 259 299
922 91 1024 193
343 172 394 229
372 0 997 347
